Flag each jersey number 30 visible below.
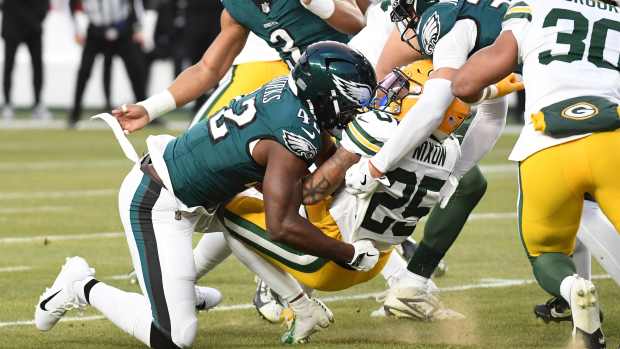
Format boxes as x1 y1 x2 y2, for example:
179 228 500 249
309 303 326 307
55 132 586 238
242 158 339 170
539 9 620 70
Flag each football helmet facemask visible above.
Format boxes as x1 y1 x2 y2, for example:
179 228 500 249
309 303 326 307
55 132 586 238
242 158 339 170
390 0 439 52
372 59 470 137
291 41 377 131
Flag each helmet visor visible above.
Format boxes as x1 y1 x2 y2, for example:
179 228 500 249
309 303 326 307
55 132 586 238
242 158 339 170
371 68 422 114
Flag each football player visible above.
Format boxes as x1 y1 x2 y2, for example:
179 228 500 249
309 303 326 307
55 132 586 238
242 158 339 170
34 42 379 348
451 0 619 347
345 0 522 315
197 59 471 328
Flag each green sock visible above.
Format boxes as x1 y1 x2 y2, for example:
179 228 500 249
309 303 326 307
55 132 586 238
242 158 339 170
407 166 487 276
531 253 576 296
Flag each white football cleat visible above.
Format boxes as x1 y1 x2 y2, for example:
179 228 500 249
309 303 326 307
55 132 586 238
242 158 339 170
195 286 222 311
570 277 606 349
35 256 95 331
253 278 288 323
383 285 465 321
281 298 334 344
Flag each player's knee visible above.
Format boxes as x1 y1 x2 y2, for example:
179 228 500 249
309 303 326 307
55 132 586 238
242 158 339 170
171 316 198 348
456 168 487 201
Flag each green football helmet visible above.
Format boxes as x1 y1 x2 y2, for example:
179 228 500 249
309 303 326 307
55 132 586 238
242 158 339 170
291 41 377 130
390 0 439 51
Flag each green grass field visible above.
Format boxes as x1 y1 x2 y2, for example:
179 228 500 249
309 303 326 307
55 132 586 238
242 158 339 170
0 125 618 349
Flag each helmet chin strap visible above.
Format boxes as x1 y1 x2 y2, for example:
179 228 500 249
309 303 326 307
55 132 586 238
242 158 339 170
331 90 341 116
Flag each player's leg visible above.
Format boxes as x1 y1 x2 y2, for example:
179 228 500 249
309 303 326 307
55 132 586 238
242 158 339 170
579 200 620 285
69 33 101 127
519 140 604 347
2 37 18 120
407 165 487 280
193 231 232 279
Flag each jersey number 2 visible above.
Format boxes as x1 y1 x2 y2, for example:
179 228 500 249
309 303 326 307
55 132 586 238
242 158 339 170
270 29 302 66
539 9 620 70
209 98 257 142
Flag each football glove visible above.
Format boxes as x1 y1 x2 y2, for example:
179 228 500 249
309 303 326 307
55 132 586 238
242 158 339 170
345 158 390 197
492 73 524 99
348 240 380 272
438 174 459 209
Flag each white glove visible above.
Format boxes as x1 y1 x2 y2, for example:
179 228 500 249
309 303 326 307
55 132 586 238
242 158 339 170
348 240 380 272
345 158 390 197
438 175 459 209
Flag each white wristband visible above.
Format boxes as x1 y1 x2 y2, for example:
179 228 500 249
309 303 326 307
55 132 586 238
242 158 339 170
300 0 335 19
137 90 176 121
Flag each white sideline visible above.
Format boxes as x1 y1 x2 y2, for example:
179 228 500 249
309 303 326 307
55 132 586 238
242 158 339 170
0 160 127 171
0 274 610 329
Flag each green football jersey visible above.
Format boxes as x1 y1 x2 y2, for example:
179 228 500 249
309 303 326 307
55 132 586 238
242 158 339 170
417 0 509 56
222 0 350 67
163 76 322 208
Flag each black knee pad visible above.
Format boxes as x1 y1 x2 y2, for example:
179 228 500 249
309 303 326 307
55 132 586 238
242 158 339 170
150 323 181 349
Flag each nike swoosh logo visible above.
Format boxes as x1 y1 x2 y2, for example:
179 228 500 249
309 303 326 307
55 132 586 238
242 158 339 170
365 252 378 257
360 176 367 185
40 289 62 311
301 128 316 139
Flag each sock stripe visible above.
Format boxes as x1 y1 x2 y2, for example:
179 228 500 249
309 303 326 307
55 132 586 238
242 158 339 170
83 279 100 304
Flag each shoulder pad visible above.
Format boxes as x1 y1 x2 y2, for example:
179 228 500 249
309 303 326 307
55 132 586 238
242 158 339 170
341 111 398 156
276 106 322 163
416 2 460 56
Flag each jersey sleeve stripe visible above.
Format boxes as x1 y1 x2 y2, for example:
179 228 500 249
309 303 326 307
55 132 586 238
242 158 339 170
351 119 384 147
345 124 380 156
504 11 532 22
504 3 532 22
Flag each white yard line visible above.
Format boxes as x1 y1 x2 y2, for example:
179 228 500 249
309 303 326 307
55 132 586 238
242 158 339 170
0 274 611 329
0 189 116 201
0 212 517 245
0 206 72 214
0 266 32 273
479 164 515 174
0 160 127 171
0 232 123 244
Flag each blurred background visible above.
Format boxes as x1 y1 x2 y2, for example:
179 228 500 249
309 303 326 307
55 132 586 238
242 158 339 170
0 0 223 128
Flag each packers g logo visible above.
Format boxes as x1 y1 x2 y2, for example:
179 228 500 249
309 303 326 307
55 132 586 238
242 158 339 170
561 102 599 120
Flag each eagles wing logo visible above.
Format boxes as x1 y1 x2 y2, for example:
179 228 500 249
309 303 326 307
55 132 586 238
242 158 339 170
282 130 318 161
561 102 599 120
332 74 373 105
422 12 441 55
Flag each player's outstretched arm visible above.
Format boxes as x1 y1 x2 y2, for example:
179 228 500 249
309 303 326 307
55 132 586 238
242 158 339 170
301 0 366 34
112 10 249 133
452 32 519 103
375 28 423 80
303 146 361 205
261 141 355 264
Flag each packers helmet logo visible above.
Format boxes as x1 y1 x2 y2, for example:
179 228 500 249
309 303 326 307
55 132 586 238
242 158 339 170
421 12 440 55
561 102 599 120
332 74 373 106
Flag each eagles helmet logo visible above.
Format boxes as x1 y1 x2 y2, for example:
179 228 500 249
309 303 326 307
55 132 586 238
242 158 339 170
332 74 373 106
561 102 599 120
282 130 318 161
421 12 441 55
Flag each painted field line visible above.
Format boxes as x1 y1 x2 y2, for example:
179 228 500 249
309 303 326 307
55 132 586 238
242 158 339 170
0 275 611 328
0 212 517 245
0 160 127 171
0 206 72 214
0 232 123 244
0 266 32 273
479 164 515 174
0 189 116 201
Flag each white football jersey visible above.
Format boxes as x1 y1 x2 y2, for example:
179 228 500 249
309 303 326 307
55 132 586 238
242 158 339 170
503 0 620 161
348 1 395 67
334 111 461 245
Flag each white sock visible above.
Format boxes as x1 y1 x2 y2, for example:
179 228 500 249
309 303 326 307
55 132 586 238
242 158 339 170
80 281 153 346
382 250 408 287
224 232 304 302
193 232 232 279
289 294 312 313
393 270 428 289
560 274 578 306
572 238 592 280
